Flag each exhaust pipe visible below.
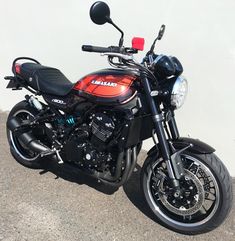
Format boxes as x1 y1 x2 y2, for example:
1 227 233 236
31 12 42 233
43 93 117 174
7 116 51 153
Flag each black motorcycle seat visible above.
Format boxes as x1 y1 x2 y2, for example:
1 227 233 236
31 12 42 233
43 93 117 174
19 63 74 96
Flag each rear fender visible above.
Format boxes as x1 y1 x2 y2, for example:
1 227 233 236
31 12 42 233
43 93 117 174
5 76 23 90
147 137 215 157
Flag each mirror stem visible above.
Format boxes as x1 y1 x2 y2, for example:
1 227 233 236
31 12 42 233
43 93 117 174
108 18 124 47
149 38 158 54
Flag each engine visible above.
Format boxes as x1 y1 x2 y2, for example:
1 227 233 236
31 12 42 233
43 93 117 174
90 112 115 150
64 111 119 171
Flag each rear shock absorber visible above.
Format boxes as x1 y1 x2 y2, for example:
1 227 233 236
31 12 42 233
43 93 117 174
66 116 76 125
56 115 77 126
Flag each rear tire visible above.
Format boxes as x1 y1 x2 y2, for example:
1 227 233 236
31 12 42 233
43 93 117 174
6 101 44 169
141 152 233 234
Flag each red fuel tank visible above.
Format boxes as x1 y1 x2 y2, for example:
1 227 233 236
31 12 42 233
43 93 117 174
73 69 138 105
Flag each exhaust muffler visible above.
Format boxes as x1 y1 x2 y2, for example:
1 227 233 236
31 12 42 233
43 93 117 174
7 116 50 153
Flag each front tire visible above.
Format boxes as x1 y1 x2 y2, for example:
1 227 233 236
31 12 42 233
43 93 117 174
6 101 44 169
141 152 233 234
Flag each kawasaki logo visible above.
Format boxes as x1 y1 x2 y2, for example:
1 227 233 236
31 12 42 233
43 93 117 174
91 80 117 87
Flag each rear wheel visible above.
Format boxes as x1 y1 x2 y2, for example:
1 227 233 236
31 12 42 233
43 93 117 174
6 101 44 169
141 151 233 234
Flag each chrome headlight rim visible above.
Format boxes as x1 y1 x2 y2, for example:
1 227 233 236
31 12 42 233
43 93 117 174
170 76 188 109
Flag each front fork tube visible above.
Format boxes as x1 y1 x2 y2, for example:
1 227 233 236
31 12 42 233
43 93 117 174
167 110 180 140
142 76 179 185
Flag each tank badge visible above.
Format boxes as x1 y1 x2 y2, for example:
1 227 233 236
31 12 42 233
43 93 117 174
91 80 117 87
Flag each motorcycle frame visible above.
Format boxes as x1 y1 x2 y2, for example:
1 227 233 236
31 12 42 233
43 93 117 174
6 65 182 185
5 55 213 188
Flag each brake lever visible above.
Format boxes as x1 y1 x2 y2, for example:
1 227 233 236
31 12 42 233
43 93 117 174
101 52 134 61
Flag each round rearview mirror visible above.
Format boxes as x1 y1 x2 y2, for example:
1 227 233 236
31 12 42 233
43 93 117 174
90 1 111 25
157 24 166 40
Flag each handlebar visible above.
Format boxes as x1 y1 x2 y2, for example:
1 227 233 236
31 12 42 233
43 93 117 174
82 45 156 81
82 45 121 53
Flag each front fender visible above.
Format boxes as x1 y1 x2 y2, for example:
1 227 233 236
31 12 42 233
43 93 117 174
147 137 215 157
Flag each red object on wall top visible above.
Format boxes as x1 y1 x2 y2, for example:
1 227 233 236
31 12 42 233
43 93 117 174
132 37 145 51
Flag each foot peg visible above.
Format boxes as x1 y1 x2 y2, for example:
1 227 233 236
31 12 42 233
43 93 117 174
56 150 64 164
41 149 64 164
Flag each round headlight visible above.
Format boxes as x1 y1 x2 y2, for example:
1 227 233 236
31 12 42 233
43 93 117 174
171 76 188 109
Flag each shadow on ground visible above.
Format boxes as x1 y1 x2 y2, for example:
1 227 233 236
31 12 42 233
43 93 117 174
123 164 158 222
40 160 119 195
40 155 235 233
41 158 159 224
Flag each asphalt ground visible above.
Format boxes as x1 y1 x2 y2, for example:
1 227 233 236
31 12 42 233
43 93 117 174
0 111 234 241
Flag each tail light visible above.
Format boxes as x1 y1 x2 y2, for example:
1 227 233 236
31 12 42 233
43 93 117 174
15 64 21 74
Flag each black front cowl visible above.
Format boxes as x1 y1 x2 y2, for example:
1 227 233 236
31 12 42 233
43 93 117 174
152 55 183 80
153 55 175 79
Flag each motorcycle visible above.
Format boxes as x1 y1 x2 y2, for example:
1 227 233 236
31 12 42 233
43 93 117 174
4 1 232 234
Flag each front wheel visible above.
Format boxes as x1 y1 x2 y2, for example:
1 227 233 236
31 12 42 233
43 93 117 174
141 152 233 234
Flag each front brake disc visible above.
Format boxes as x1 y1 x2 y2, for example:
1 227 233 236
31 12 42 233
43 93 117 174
158 169 205 216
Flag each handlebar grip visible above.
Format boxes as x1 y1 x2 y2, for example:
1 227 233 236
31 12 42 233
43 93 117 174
82 45 111 53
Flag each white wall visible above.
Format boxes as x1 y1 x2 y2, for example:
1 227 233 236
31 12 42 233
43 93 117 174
0 0 235 175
